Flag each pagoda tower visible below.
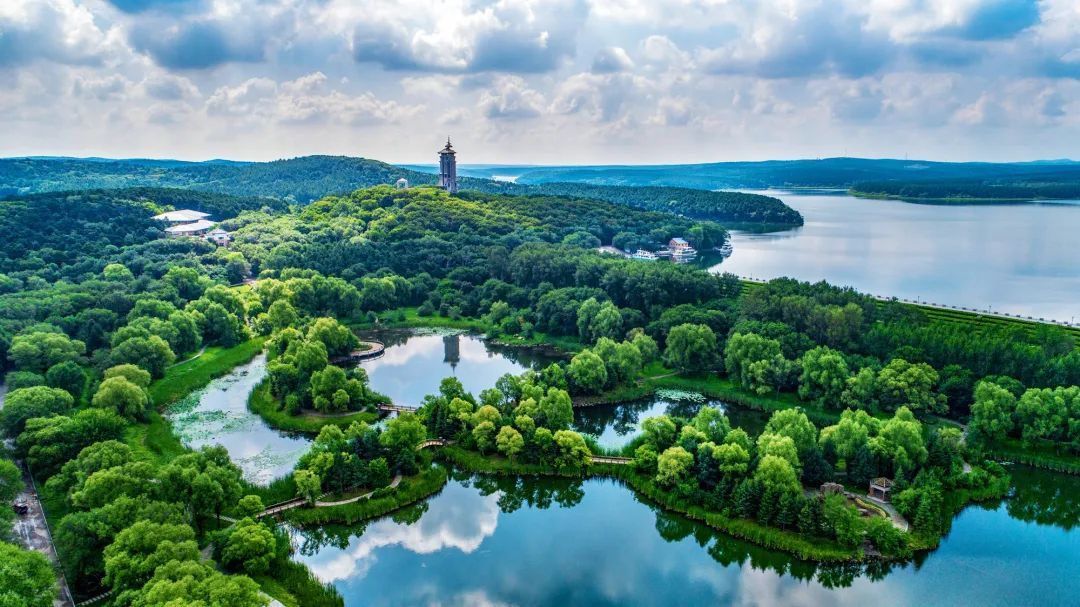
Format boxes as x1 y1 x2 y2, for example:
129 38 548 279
438 137 458 194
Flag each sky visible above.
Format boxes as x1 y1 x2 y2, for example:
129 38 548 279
1 0 1078 164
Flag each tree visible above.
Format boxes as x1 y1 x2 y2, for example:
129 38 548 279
869 407 928 472
969 381 1017 443
45 361 86 400
798 346 850 407
18 409 127 477
8 331 85 373
840 367 878 411
380 413 426 464
0 386 74 435
567 350 607 394
763 408 818 455
0 542 57 607
496 425 524 462
642 415 677 450
132 560 266 607
307 317 358 357
110 335 175 378
724 331 784 389
629 329 659 364
818 409 879 461
553 430 591 471
1015 386 1077 445
876 358 945 415
237 495 265 518
538 387 574 430
691 406 731 444
753 454 801 493
664 323 719 373
756 432 800 471
745 354 797 395
655 445 694 488
103 521 200 597
712 441 750 476
222 518 276 574
472 421 496 453
294 469 321 504
92 376 149 420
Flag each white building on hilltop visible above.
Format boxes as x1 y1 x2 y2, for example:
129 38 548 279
154 208 230 245
153 209 210 224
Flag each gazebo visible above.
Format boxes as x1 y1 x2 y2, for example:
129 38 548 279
869 477 894 501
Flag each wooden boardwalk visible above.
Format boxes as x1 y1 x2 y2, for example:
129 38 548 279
331 341 386 364
379 403 420 413
589 455 633 465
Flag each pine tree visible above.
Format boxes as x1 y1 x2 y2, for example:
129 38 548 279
776 490 800 529
798 500 820 535
849 445 878 487
757 485 780 525
733 480 756 519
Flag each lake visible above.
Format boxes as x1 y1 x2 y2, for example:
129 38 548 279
573 391 769 451
165 353 311 485
358 329 562 405
291 466 1079 607
709 190 1080 324
163 332 560 482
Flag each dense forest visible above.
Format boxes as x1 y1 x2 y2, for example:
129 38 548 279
0 156 802 227
0 182 1075 605
851 170 1080 200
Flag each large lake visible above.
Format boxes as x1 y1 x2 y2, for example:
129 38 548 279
291 466 1079 607
709 191 1080 324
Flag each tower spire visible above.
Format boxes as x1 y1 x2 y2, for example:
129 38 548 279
438 136 458 194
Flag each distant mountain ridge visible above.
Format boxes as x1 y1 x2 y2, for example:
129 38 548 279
0 155 804 227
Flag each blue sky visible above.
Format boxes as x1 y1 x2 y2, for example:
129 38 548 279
1 0 1077 163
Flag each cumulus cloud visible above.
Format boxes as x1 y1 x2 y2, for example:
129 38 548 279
591 46 634 73
207 72 422 125
478 76 545 120
345 0 588 74
0 0 119 67
0 0 1078 161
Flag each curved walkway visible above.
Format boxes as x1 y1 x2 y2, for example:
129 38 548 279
315 474 402 507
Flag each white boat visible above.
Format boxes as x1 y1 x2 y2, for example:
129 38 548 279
719 241 733 257
630 249 659 260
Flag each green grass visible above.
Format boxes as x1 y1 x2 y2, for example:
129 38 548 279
252 559 343 607
988 438 1080 475
247 381 378 434
284 466 448 526
149 338 266 407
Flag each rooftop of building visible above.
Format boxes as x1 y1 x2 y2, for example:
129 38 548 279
153 209 210 222
165 219 216 233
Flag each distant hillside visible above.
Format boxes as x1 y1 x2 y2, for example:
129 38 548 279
492 157 1080 191
0 155 426 203
0 187 277 275
1 155 801 227
850 170 1080 201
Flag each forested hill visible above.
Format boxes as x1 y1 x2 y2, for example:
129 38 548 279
492 157 1080 191
850 169 1080 201
0 155 802 227
0 188 282 276
464 181 802 226
0 156 428 203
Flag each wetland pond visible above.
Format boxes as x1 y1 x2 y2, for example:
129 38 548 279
291 466 1079 607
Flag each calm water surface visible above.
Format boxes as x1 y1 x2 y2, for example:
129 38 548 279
292 467 1079 607
573 394 769 451
710 191 1080 323
165 354 310 484
358 329 561 405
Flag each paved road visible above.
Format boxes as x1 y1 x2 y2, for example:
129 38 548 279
12 464 76 607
